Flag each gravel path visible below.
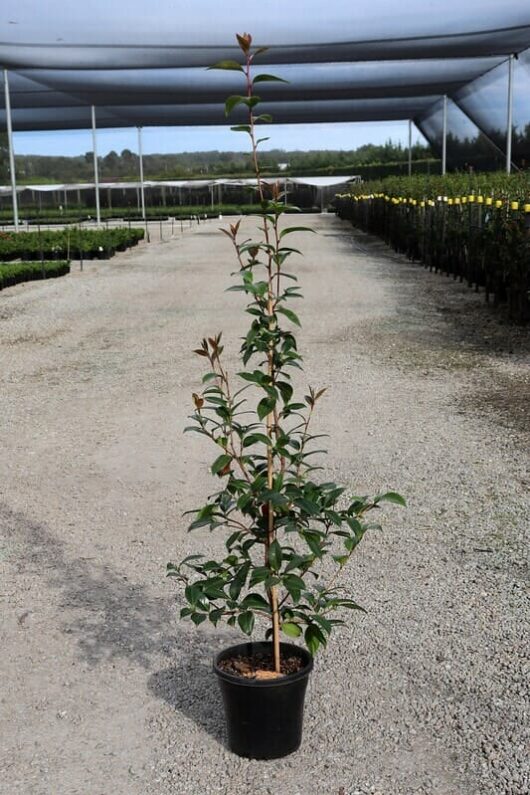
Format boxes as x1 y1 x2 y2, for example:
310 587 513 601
1 214 528 795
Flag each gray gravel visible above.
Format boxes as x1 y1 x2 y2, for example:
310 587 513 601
0 214 528 795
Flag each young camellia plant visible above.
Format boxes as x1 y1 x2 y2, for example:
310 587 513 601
167 32 405 760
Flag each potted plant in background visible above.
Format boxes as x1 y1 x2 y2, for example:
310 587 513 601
167 33 405 760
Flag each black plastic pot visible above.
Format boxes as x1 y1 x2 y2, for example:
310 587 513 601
214 640 313 759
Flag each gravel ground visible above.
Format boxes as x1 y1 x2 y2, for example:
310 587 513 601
0 214 528 795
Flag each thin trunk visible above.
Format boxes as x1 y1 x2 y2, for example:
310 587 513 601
266 291 280 673
245 49 281 674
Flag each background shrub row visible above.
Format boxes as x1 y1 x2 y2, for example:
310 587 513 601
0 227 145 262
334 172 530 323
0 203 310 225
0 260 71 290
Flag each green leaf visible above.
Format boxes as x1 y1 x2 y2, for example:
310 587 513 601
257 396 276 420
225 95 246 116
191 613 207 626
208 60 244 72
249 566 270 587
282 573 305 601
238 611 255 635
339 599 366 612
229 562 250 600
282 622 302 638
241 593 270 612
188 505 215 530
276 381 294 404
253 73 289 84
303 531 324 558
277 307 301 327
375 491 407 507
268 539 283 571
230 125 251 133
243 433 272 447
296 498 320 516
311 614 333 634
305 624 324 655
238 370 267 385
279 226 315 239
211 453 231 476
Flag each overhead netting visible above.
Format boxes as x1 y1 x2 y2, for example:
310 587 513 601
1 0 530 167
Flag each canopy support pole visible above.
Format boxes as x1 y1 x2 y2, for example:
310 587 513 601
4 69 19 232
137 126 146 221
506 54 514 174
408 119 412 177
441 95 448 176
91 105 101 226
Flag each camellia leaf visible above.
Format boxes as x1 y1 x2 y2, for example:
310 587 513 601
211 453 232 476
241 593 270 612
242 433 272 447
305 624 325 655
230 125 251 134
374 492 407 507
238 611 255 635
253 73 289 84
225 95 246 116
279 226 316 239
282 621 302 638
208 60 244 72
277 307 301 327
268 539 283 571
257 395 276 420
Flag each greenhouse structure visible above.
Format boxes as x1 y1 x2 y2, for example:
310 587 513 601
2 0 530 229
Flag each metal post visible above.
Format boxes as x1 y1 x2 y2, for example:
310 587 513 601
3 69 19 231
137 126 146 221
408 119 413 177
442 95 448 176
506 54 514 174
91 105 101 225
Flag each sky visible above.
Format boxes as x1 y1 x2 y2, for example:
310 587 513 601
13 121 426 157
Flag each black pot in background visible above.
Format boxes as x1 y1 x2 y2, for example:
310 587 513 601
214 640 313 760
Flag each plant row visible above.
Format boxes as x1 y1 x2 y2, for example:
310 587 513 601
0 260 70 291
0 227 145 262
0 203 307 225
334 172 530 323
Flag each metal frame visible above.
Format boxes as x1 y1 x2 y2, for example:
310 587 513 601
91 105 101 225
3 68 19 231
441 94 448 175
506 54 514 174
137 125 146 220
408 119 413 176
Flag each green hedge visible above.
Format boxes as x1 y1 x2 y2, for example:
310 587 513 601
0 260 70 290
0 203 310 225
334 172 530 323
0 227 144 262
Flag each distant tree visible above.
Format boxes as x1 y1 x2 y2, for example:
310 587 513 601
0 133 9 182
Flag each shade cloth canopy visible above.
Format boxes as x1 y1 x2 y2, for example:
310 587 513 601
1 0 530 141
0 175 358 196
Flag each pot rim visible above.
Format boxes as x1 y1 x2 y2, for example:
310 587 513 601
213 640 313 688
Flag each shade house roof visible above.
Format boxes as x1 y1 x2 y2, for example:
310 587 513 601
1 0 530 135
